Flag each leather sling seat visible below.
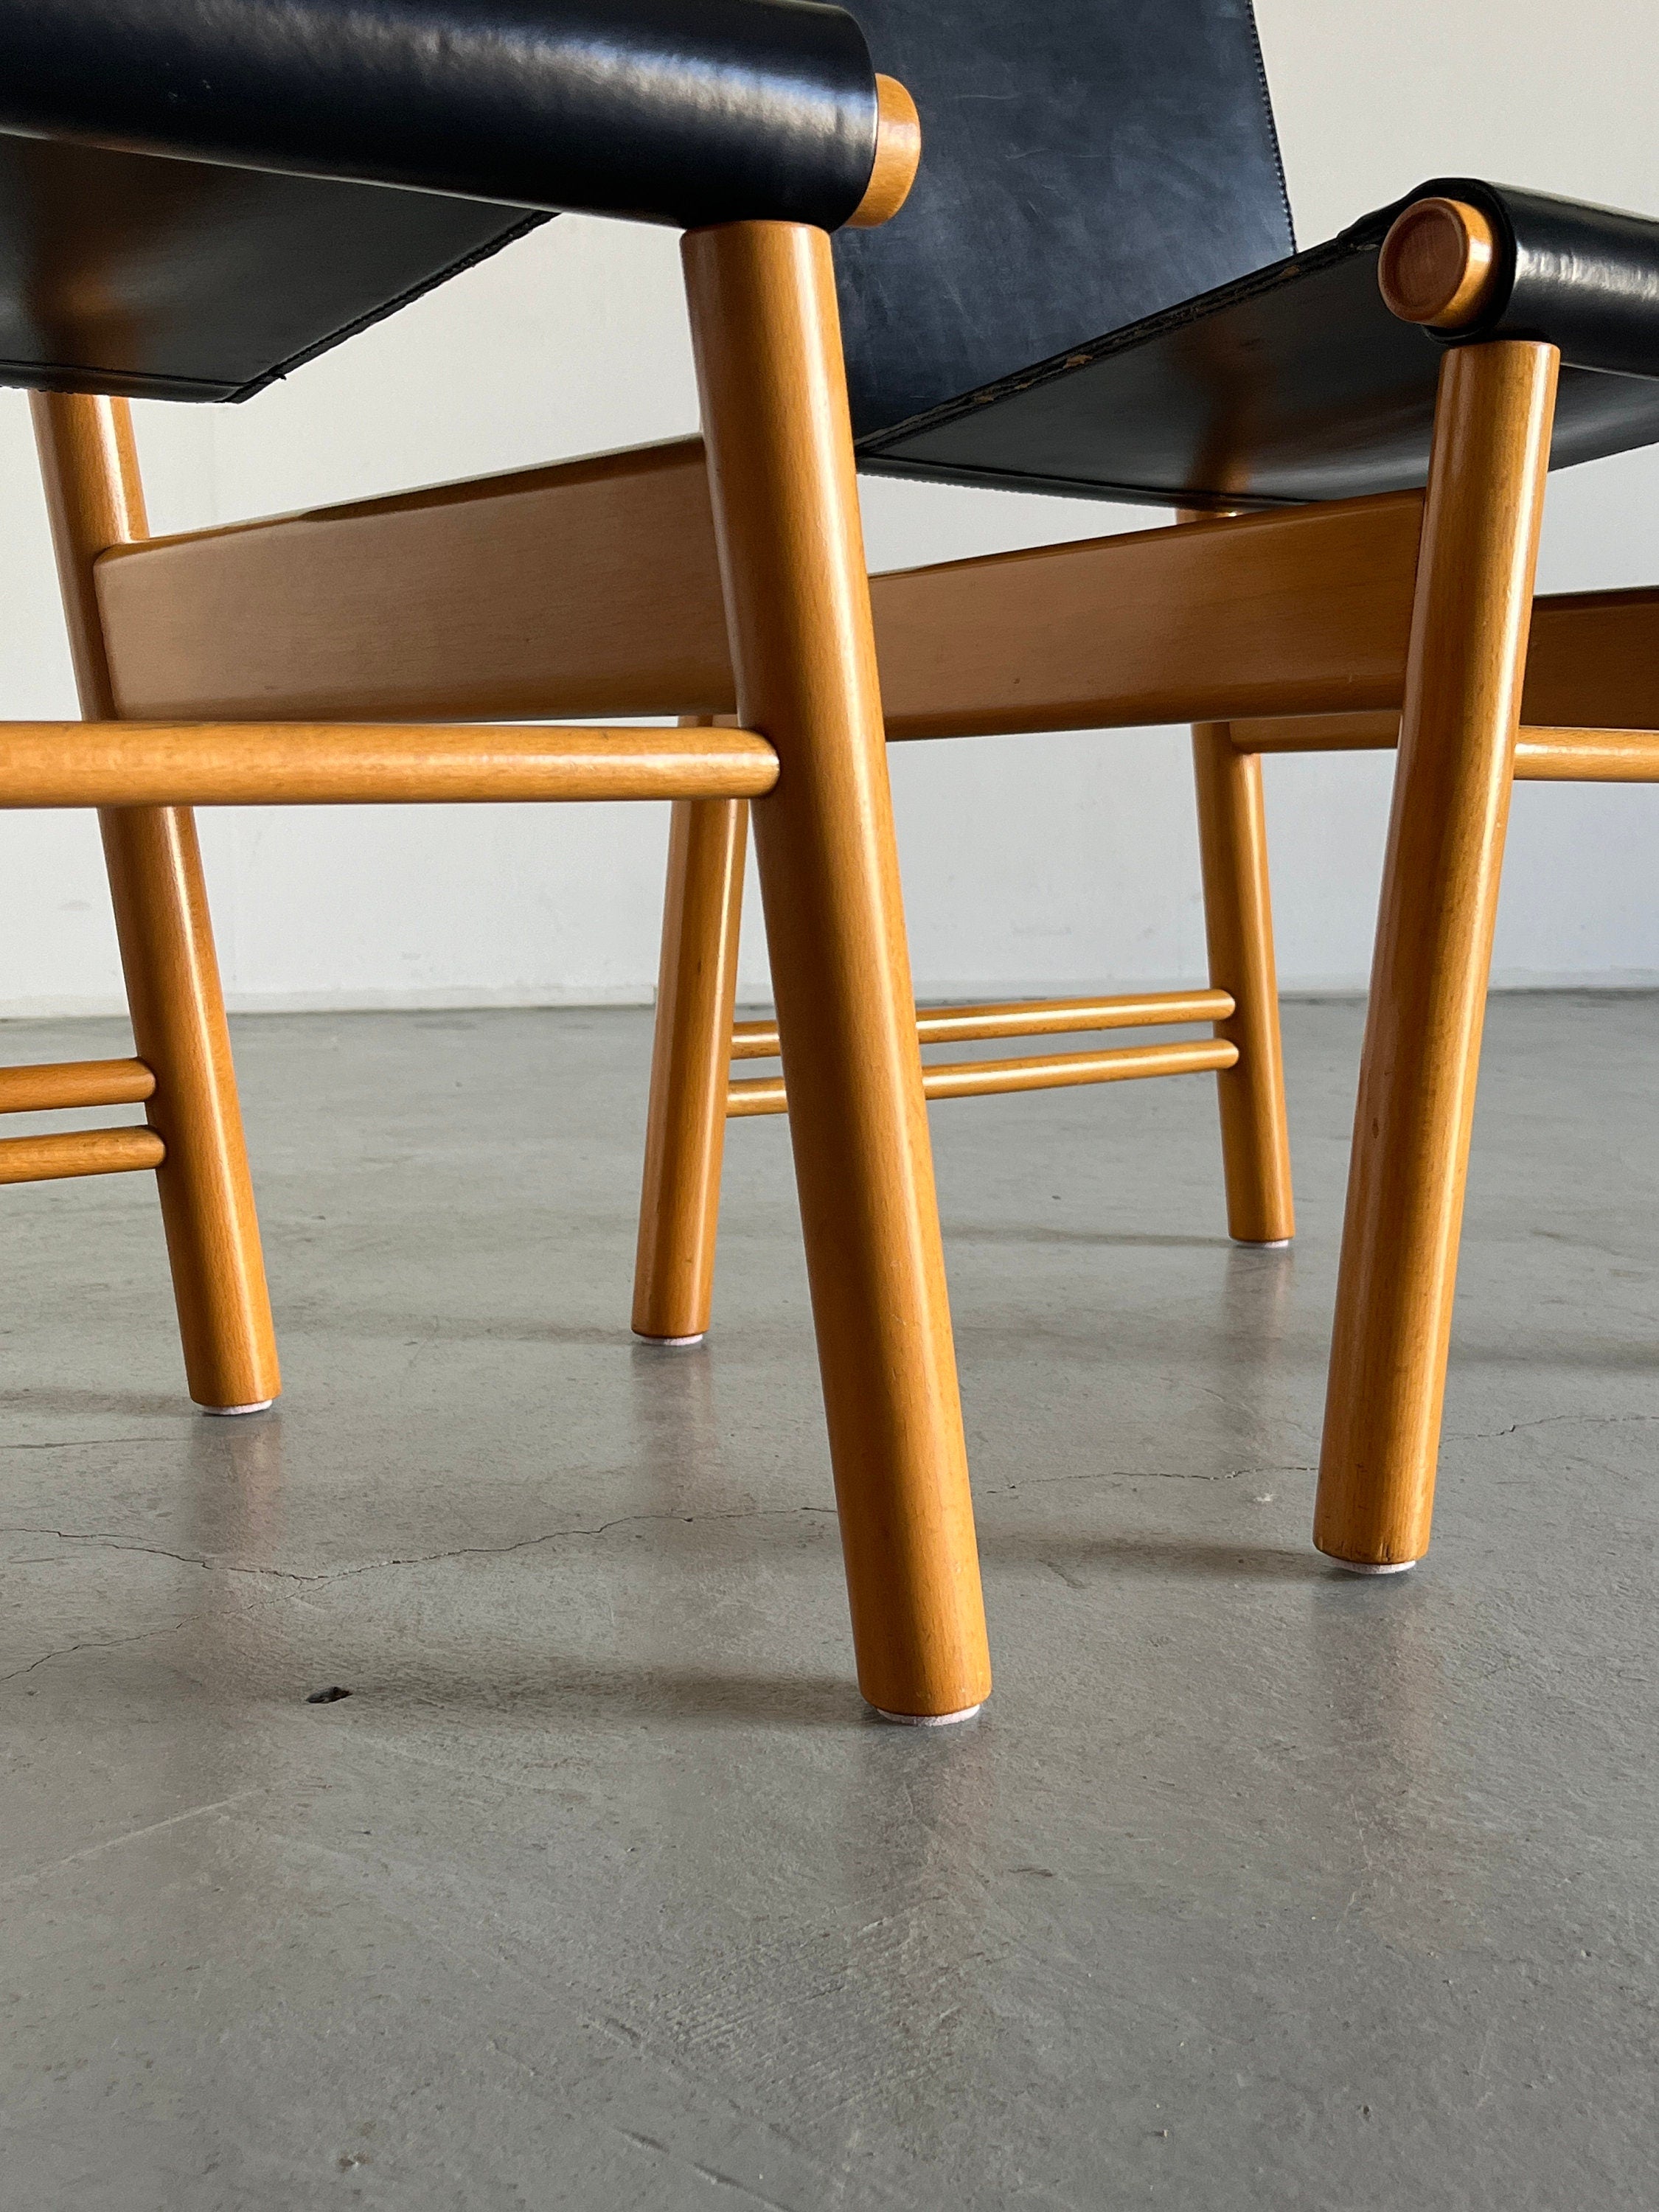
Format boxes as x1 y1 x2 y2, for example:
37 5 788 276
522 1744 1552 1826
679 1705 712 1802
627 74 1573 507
0 0 881 400
852 178 1659 509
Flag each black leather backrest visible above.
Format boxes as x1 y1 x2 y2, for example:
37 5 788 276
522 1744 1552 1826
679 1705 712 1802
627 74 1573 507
833 0 1293 439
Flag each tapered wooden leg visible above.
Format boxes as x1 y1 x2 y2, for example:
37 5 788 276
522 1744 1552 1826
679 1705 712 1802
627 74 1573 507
1192 726 1295 1244
98 807 280 1409
1315 341 1559 1568
682 220 990 1719
30 393 279 1412
633 791 748 1343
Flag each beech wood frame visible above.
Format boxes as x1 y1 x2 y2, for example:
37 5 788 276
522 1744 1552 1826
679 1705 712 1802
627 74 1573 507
624 354 1649 1572
18 274 1657 1589
7 198 993 1718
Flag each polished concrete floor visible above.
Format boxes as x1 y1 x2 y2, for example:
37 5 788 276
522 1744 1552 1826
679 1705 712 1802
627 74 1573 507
2 995 1655 2209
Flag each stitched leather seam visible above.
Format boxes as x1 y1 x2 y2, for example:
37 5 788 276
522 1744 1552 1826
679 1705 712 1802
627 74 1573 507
1243 0 1295 252
229 211 549 403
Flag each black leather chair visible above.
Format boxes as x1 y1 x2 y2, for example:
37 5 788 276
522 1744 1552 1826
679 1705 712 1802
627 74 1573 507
18 0 1654 1621
630 0 1659 1578
0 0 994 1725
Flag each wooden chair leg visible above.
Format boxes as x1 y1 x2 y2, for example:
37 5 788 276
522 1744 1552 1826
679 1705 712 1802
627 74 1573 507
1315 341 1559 1569
1192 724 1295 1244
682 218 990 1720
31 393 279 1413
632 790 748 1343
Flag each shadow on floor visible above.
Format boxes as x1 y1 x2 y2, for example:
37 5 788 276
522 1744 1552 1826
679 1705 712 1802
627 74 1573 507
0 1388 190 1423
978 1531 1327 1582
322 1664 873 1729
944 1223 1237 1251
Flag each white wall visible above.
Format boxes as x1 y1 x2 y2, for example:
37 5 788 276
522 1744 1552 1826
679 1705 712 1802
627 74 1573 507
2 0 1657 1016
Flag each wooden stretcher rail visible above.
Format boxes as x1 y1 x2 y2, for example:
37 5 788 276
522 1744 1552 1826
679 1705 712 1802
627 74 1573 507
0 1127 165 1184
91 435 1659 740
0 722 779 807
97 438 731 725
0 1059 156 1113
1231 715 1659 780
877 501 1427 737
728 1037 1238 1116
94 439 1427 733
731 988 1237 1061
880 578 1658 742
1229 712 1399 755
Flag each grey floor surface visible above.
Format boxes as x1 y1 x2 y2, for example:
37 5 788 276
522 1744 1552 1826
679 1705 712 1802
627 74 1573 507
1 995 1655 2210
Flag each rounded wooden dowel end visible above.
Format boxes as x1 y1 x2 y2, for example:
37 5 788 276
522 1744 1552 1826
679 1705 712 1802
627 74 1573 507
848 75 922 228
1378 198 1499 330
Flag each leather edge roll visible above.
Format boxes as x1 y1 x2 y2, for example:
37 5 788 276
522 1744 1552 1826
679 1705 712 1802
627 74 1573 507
0 0 884 233
1371 175 1659 382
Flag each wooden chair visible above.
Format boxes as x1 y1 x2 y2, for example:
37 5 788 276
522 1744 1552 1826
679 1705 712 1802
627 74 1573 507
628 2 1659 1572
0 0 992 1722
632 0 1305 1362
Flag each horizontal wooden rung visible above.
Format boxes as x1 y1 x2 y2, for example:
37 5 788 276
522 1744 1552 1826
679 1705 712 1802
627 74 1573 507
0 722 778 809
0 1127 165 1185
1517 728 1659 782
1231 716 1659 781
731 988 1236 1062
0 1058 156 1114
728 1037 1238 1117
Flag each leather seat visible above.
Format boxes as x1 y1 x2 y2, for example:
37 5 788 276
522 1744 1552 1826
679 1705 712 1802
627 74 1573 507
0 0 881 400
851 180 1659 509
7 0 1659 507
828 0 1659 504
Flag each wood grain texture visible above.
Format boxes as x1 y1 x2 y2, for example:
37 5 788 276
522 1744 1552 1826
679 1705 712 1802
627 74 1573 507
1191 725 1296 1242
728 1037 1238 1116
1523 589 1659 729
1234 714 1659 779
97 438 731 725
731 988 1236 1060
1378 198 1499 330
32 392 280 1413
0 1127 166 1185
874 492 1428 738
91 438 1659 745
632 784 748 1342
1231 710 1405 754
685 218 989 1719
1514 727 1659 779
0 1059 155 1113
1237 577 1659 753
1179 504 1295 1246
0 720 779 807
1315 341 1560 1569
97 459 1432 737
848 75 922 228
